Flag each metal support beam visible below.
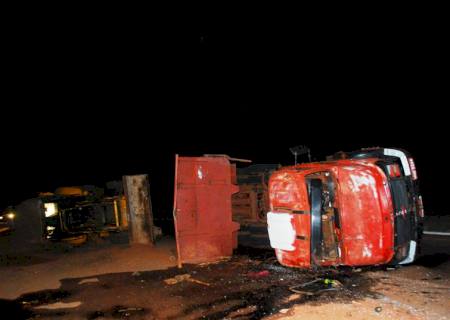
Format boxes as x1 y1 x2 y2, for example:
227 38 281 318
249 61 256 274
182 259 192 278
123 174 154 245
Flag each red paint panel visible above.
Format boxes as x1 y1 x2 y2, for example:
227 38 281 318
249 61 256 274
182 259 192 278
337 163 394 266
270 171 310 212
269 171 311 268
273 213 311 268
173 155 239 265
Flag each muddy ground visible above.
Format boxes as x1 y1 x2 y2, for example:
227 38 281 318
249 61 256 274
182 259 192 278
0 235 449 320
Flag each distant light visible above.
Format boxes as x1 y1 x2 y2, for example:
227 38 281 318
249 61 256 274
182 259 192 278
6 212 15 220
0 216 3 220
44 203 58 217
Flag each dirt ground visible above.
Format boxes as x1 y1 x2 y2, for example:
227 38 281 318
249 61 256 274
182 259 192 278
0 234 449 320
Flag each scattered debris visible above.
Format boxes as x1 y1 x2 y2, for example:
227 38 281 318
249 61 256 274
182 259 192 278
131 271 141 277
247 270 270 278
164 274 210 286
34 301 82 310
264 264 287 272
325 278 343 288
289 278 342 295
198 257 231 267
285 294 301 302
227 305 258 318
386 267 396 271
117 307 143 313
21 300 39 305
78 277 99 285
279 308 290 314
113 306 145 318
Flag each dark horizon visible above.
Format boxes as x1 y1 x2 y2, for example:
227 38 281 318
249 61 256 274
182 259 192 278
1 10 446 217
1 133 445 219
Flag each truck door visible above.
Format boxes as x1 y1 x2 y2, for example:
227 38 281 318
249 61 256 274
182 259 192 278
267 173 312 268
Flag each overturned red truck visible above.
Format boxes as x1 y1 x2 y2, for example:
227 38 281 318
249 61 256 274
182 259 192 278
267 148 424 268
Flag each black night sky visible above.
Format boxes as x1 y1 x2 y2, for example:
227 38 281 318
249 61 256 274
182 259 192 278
1 8 447 220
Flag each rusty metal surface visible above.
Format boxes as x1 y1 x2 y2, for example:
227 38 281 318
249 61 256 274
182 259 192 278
123 174 154 245
173 155 239 266
232 164 280 224
232 185 259 222
119 195 128 229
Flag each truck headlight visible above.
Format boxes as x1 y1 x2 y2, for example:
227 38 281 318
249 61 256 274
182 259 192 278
44 203 58 217
6 212 15 220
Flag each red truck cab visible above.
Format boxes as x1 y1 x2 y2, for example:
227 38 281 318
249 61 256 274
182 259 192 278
267 148 423 268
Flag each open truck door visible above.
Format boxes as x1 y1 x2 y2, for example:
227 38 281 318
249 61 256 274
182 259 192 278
267 172 313 268
173 155 240 267
268 171 341 268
